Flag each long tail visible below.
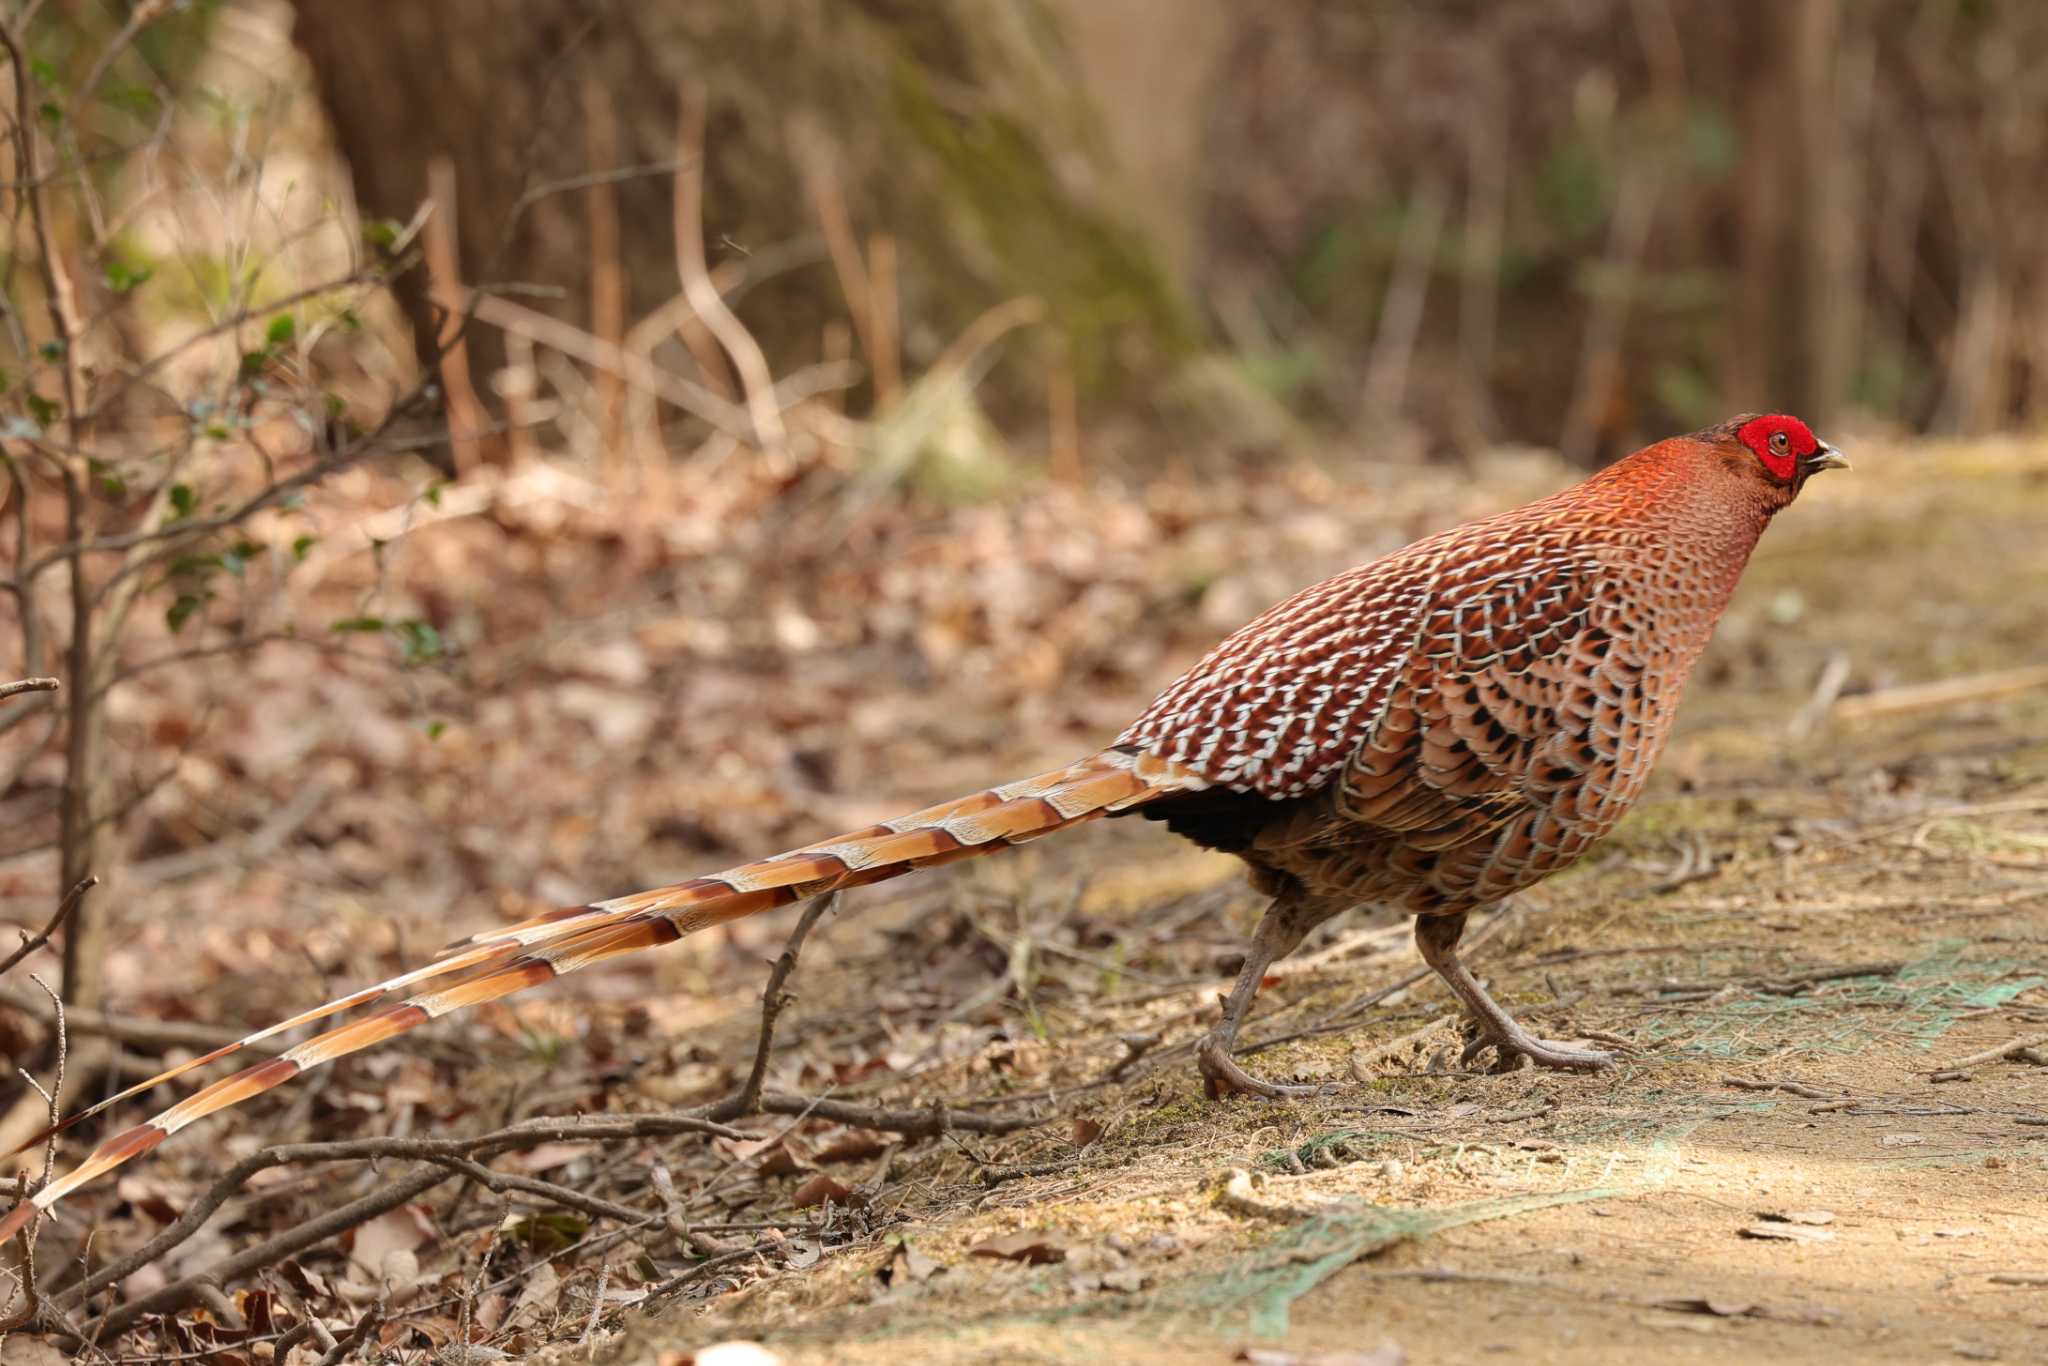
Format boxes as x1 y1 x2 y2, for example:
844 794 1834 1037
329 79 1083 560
0 748 1198 1241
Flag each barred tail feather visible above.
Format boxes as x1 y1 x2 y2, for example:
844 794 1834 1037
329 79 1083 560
0 748 1198 1241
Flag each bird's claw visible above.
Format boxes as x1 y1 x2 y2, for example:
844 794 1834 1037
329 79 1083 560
1460 1031 1615 1074
1196 1034 1322 1100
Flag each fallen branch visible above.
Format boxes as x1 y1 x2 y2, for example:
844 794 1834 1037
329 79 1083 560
55 1112 746 1316
0 984 262 1054
1930 1032 2048 1074
87 1166 451 1339
752 1094 1038 1137
312 1302 384 1366
1722 1076 1835 1100
708 892 837 1123
1833 663 2048 721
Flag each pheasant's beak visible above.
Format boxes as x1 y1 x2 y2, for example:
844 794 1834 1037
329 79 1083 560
1803 441 1850 474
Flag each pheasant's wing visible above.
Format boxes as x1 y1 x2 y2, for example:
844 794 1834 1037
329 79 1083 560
1333 543 1619 844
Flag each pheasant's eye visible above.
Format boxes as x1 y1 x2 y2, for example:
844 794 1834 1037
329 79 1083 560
1769 430 1789 455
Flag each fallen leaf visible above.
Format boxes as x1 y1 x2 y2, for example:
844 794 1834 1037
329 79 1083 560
789 1173 857 1208
718 1134 813 1176
811 1128 892 1163
504 1141 590 1173
1100 1266 1148 1293
348 1203 435 1275
1069 1116 1105 1148
1934 1227 1983 1239
1879 1133 1927 1147
1739 1223 1835 1243
875 1240 944 1287
969 1231 1068 1265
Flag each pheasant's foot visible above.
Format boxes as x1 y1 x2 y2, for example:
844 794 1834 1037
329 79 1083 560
1196 1033 1321 1100
1459 1027 1613 1074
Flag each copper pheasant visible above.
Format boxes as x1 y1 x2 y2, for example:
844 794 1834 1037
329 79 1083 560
0 413 1846 1237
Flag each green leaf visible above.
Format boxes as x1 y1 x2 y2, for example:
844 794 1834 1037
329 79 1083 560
167 553 222 578
168 483 196 519
166 594 204 634
329 616 385 633
424 720 447 742
422 482 445 508
361 219 402 251
101 83 161 121
396 619 445 665
221 540 263 577
291 534 318 561
25 394 58 428
29 58 59 88
102 260 154 295
37 340 63 362
265 314 296 347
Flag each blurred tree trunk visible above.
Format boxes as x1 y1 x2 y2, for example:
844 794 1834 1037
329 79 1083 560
287 0 1194 422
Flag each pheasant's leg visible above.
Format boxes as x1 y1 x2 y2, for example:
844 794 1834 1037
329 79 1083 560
1198 898 1326 1100
1414 913 1612 1073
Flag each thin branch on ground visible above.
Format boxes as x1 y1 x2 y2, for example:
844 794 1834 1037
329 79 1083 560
1930 1031 2048 1073
54 1112 747 1317
749 1094 1039 1137
709 892 839 1123
310 1303 384 1366
0 985 260 1054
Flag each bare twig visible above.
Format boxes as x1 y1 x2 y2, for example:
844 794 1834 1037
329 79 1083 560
674 84 785 454
1722 1076 1836 1100
1834 664 2048 721
0 875 96 979
0 972 65 1333
55 1113 746 1316
0 985 258 1054
749 1094 1038 1138
1929 1032 2048 1074
426 155 487 474
708 892 839 1123
310 1300 383 1366
0 677 59 702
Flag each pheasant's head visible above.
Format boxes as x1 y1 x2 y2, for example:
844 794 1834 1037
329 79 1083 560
1724 413 1850 506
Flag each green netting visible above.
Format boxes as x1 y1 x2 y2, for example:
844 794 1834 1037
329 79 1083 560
1635 942 2043 1058
1128 1189 1616 1337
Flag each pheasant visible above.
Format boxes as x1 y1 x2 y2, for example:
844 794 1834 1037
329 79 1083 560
0 413 1845 1239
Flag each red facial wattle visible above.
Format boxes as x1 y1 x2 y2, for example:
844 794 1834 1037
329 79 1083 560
1735 414 1817 481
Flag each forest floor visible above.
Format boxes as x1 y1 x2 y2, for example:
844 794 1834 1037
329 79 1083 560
3 431 2046 1364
